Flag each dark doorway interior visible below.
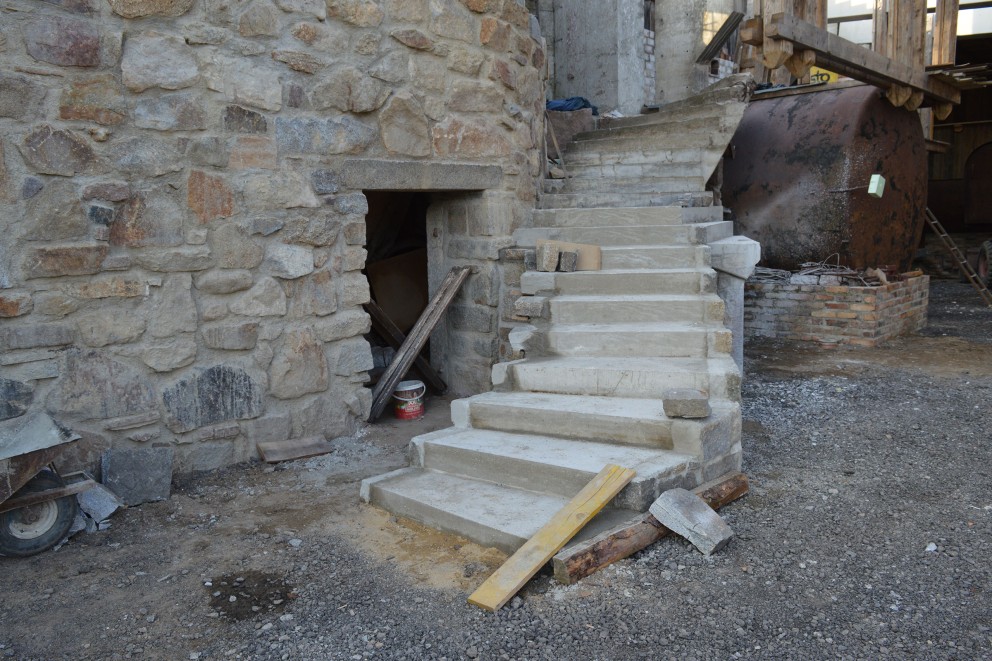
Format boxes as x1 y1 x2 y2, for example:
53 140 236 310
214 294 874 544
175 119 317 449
362 191 432 394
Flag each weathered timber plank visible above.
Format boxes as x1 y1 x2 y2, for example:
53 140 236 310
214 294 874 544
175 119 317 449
932 0 959 67
369 266 470 421
257 436 334 463
766 13 960 104
365 300 446 395
468 464 636 612
551 472 749 585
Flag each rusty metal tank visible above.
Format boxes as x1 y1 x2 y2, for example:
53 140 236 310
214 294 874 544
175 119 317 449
722 84 927 271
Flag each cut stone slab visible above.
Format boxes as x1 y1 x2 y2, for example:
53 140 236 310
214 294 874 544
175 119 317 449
648 487 733 556
101 447 174 506
663 389 711 419
536 242 559 272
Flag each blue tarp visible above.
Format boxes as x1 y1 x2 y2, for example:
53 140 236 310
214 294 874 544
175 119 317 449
546 97 598 115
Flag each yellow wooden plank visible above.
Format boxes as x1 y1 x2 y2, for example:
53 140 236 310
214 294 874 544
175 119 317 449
467 464 635 612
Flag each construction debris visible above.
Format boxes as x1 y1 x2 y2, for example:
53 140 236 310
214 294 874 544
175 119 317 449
536 242 560 272
662 389 711 419
648 488 734 556
468 464 635 612
257 436 335 463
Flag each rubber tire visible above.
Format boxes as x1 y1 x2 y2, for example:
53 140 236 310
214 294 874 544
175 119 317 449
978 240 992 286
0 470 78 558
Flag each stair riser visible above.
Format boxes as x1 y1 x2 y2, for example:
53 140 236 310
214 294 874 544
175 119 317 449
531 206 722 228
522 270 715 296
508 363 739 400
549 298 725 324
461 400 676 449
539 191 714 209
600 246 709 269
671 405 742 461
564 150 704 169
566 130 730 155
515 222 732 247
542 329 731 358
545 176 706 195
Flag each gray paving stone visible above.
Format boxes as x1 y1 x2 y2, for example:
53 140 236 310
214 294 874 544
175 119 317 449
649 487 733 556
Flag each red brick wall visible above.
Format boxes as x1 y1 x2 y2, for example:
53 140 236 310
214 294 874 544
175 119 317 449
744 276 929 347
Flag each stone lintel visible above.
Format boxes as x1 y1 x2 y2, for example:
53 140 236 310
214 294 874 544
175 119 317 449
340 159 502 191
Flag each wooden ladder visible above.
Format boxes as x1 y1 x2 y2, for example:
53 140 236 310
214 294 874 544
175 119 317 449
925 207 992 308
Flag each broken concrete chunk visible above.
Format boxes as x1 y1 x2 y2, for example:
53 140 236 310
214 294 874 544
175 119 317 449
648 488 733 556
77 482 124 522
535 243 559 272
662 389 711 419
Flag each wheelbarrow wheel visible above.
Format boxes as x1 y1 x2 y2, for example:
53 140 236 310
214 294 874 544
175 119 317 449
0 470 78 558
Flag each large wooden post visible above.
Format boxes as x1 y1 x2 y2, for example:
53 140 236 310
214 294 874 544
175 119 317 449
932 0 959 67
874 0 929 110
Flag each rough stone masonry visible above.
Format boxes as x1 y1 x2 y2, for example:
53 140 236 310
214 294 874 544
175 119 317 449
0 0 547 479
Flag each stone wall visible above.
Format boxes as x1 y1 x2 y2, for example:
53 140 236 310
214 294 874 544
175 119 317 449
0 0 546 476
744 276 930 347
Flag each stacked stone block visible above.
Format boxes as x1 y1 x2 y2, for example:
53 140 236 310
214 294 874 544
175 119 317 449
744 276 930 347
0 0 546 474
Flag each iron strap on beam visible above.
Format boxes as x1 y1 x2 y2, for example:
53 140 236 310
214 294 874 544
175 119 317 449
765 13 961 105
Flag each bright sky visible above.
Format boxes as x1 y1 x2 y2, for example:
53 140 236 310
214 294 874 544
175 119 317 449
828 1 992 43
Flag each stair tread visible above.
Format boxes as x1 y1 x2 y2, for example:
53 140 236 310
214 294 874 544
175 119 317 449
465 390 736 419
545 321 724 332
368 468 642 552
552 293 720 302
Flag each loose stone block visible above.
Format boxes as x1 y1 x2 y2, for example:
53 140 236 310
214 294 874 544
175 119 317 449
25 16 101 67
163 365 264 433
19 125 99 177
558 251 577 272
0 379 33 421
102 447 174 506
224 105 268 134
0 73 48 120
23 244 109 279
648 488 734 556
663 389 711 419
122 32 199 92
108 0 194 17
188 170 234 222
275 116 377 155
535 243 559 272
135 92 207 131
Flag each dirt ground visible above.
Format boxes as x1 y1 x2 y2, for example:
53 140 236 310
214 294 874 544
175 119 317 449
1 280 990 660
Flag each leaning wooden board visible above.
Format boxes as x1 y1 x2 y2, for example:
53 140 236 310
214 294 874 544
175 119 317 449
467 464 635 612
535 240 601 271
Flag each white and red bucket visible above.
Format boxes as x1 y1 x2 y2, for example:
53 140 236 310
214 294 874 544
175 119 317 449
392 380 426 420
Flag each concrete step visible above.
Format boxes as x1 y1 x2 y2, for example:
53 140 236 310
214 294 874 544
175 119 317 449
521 268 716 296
515 221 733 247
600 245 711 269
538 322 732 358
565 128 732 156
548 293 725 324
497 355 742 401
564 161 706 181
545 176 706 195
572 114 741 142
361 468 642 554
538 191 714 210
410 428 698 511
563 149 704 170
531 206 723 228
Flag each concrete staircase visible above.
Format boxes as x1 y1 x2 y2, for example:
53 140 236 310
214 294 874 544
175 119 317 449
361 75 758 555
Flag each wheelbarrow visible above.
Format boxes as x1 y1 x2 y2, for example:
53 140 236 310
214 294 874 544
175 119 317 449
0 414 97 557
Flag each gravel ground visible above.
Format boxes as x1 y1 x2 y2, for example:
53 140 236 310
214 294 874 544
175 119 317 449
1 280 991 661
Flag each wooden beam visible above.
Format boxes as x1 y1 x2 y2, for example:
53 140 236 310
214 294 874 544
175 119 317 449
763 1 795 70
551 473 750 585
468 464 636 612
873 0 890 58
364 300 447 395
766 13 961 105
368 266 470 421
696 11 746 64
932 0 960 67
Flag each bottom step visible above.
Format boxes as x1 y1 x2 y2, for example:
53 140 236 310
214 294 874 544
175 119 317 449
361 468 646 554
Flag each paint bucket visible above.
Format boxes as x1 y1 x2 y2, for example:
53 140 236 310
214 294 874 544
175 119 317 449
392 380 426 420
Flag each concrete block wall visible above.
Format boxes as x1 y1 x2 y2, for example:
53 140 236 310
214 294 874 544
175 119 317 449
744 276 930 347
0 0 547 475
